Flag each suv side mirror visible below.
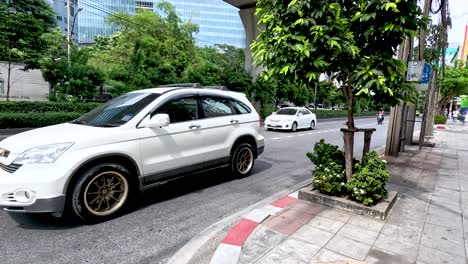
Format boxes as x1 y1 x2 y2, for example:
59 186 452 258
139 114 170 128
298 113 303 116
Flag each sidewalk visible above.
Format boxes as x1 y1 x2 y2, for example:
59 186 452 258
200 128 468 264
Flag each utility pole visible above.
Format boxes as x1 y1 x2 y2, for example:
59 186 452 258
405 0 431 145
385 37 411 156
67 0 71 64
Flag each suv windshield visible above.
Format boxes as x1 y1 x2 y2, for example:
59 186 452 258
277 109 298 115
71 93 159 127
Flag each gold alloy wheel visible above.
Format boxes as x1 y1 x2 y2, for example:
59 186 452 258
237 147 254 174
83 171 129 216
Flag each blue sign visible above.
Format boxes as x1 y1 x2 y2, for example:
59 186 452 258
420 63 431 84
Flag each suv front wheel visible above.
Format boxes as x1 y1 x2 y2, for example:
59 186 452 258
71 163 133 223
231 143 255 178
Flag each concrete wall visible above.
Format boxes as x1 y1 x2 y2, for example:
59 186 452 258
0 62 49 101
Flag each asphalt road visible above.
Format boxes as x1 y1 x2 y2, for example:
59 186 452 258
0 117 389 264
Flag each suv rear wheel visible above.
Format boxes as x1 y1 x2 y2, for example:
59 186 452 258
231 143 255 178
70 163 133 223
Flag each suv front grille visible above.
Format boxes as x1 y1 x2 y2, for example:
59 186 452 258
0 163 22 173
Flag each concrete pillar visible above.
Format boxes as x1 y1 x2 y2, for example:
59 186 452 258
239 7 262 79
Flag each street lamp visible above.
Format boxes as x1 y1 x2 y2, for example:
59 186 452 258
67 2 83 64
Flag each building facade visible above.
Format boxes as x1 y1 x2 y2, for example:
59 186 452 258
53 0 245 48
0 62 49 102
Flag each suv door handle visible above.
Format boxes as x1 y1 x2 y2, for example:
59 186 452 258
230 119 239 124
189 124 201 129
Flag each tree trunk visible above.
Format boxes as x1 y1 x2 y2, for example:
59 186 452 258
6 59 11 102
342 76 355 181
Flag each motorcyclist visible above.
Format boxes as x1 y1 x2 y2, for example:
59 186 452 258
377 108 384 124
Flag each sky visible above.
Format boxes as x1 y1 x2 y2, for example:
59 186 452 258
448 0 468 46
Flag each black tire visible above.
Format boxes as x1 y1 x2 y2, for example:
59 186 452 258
231 143 255 178
70 163 134 223
309 120 316 130
291 122 298 132
267 128 273 131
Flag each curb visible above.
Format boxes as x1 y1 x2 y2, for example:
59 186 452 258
166 178 312 264
209 192 301 264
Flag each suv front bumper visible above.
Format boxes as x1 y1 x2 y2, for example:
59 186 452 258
0 163 72 213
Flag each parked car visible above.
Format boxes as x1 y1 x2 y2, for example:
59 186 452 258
264 107 317 132
0 86 264 223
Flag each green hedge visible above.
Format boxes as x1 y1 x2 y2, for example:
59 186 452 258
0 112 83 128
0 101 101 113
314 110 375 119
434 115 447 124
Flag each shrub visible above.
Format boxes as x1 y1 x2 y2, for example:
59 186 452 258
312 162 347 195
307 139 346 194
307 139 345 167
434 114 447 124
0 101 101 113
0 112 82 128
347 151 390 206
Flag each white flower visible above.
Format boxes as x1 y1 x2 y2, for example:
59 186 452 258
341 182 345 185
353 187 357 191
360 189 365 194
382 160 387 164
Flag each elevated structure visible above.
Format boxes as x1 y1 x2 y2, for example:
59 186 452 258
223 0 260 77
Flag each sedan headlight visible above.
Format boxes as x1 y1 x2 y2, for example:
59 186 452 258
14 143 74 164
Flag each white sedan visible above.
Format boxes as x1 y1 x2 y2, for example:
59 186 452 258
265 107 317 132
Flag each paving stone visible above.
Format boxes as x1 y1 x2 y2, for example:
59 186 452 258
291 223 334 247
433 187 461 200
257 238 320 264
309 248 358 263
239 226 287 264
347 214 385 233
336 223 379 245
437 178 460 191
289 201 322 216
373 230 420 259
417 244 467 264
325 235 371 261
460 180 468 192
307 216 345 233
431 194 461 206
365 247 416 264
426 207 463 230
264 207 315 235
420 223 465 258
317 208 352 223
380 224 422 244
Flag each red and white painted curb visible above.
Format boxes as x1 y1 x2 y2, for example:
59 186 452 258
434 125 447 129
209 191 300 264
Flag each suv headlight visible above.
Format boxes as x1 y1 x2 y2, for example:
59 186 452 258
14 143 74 164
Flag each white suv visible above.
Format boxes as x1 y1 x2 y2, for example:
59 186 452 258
0 87 264 223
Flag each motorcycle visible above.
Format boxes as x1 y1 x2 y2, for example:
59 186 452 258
377 113 384 124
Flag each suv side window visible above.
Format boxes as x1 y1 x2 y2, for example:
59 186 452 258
231 100 251 114
202 97 234 118
155 97 198 123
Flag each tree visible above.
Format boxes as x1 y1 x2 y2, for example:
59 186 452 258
86 2 198 93
437 66 468 114
252 0 423 180
0 0 56 100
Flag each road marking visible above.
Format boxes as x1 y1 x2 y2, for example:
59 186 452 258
298 134 305 136
271 137 280 140
287 135 293 138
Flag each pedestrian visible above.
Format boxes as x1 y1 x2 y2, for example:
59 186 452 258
461 111 466 126
451 111 454 123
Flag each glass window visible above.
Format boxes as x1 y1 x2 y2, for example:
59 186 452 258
202 97 233 118
277 109 298 115
231 100 251 114
71 93 159 127
156 97 199 123
303 109 311 115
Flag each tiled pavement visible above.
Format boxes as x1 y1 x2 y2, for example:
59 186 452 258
236 129 468 264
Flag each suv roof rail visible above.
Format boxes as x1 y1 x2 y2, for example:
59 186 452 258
203 86 229 91
158 83 202 88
